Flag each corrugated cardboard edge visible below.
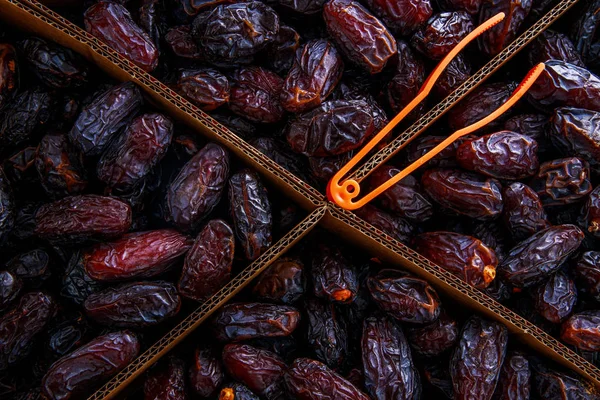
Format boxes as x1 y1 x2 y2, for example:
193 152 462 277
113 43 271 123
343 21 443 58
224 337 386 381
349 0 580 182
0 0 324 212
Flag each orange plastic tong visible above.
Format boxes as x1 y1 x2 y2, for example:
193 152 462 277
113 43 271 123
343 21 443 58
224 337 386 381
327 12 546 211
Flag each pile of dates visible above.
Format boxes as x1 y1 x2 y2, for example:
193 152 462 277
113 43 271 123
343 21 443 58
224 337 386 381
140 234 600 400
0 29 300 399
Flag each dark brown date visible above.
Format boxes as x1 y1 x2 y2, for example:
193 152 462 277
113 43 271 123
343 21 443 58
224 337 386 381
407 311 458 356
41 331 139 400
367 269 441 324
177 69 229 111
573 251 600 301
364 0 432 35
385 40 426 117
219 383 260 400
34 195 132 244
421 168 503 219
471 220 509 263
502 182 550 240
550 107 600 170
434 54 471 99
354 204 413 244
532 362 600 400
229 67 284 123
478 0 532 56
414 231 497 289
252 137 310 183
0 271 21 310
529 157 592 206
451 316 508 400
274 0 325 14
265 25 300 75
189 347 224 397
561 311 600 351
492 351 530 400
84 2 158 72
84 281 181 327
179 219 234 301
529 30 584 67
62 252 104 306
211 302 300 342
165 26 203 59
498 225 584 288
406 135 467 168
4 146 37 183
504 113 548 143
69 82 142 156
285 358 370 400
0 89 52 147
580 186 600 238
144 358 186 400
253 257 305 304
308 151 353 183
0 168 14 244
571 0 600 70
311 243 358 303
323 0 397 74
281 39 343 113
305 297 348 369
412 12 474 60
167 142 229 232
533 271 576 324
0 44 17 110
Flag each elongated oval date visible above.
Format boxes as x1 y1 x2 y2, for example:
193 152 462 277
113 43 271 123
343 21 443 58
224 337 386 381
0 89 52 147
451 316 508 400
179 219 234 301
305 297 348 369
144 358 186 400
573 251 600 301
323 0 397 74
407 134 475 168
385 41 426 117
354 204 413 244
550 107 600 169
533 271 576 324
177 69 229 111
265 25 300 74
229 170 272 261
253 257 304 304
435 54 471 99
167 142 229 232
561 311 600 351
530 157 592 206
219 383 260 400
97 113 173 191
281 39 343 113
0 168 15 245
165 25 203 59
84 2 158 72
504 113 548 143
0 44 17 110
493 351 530 400
190 347 224 398
69 82 143 156
422 168 503 219
456 131 539 179
529 30 584 67
364 0 431 35
311 244 358 303
580 186 600 238
42 331 140 400
286 358 370 400
367 269 441 323
0 292 55 371
308 152 353 183
407 311 458 356
229 67 284 124
0 271 21 310
412 12 474 60
211 302 300 342
19 37 89 89
498 225 584 288
478 0 532 56
84 229 192 281
362 314 420 400
414 231 497 289
502 182 549 240
571 0 600 69
532 362 600 400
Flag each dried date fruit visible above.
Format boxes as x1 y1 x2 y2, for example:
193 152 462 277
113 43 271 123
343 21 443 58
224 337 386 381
84 2 159 72
406 135 464 168
323 0 397 74
532 361 600 400
229 67 284 124
471 221 509 263
251 137 310 182
364 0 432 35
421 168 503 219
84 281 181 328
311 243 358 303
265 25 300 75
492 351 530 400
414 231 497 289
308 151 353 184
573 251 600 301
219 383 260 400
34 195 132 244
354 204 413 244
385 40 426 117
167 142 229 232
62 253 104 306
41 331 140 400
407 311 458 357
229 170 272 261
179 219 234 301
165 26 203 59
561 311 600 351
144 358 186 400
46 314 90 359
0 168 14 244
0 89 52 147
274 0 325 14
138 0 165 48
69 82 142 156
502 182 549 240
367 269 441 323
362 313 420 400
451 316 508 400
533 271 576 324
253 257 304 304
0 44 17 110
550 107 600 169
412 12 474 60
4 146 37 183
529 30 584 67
504 113 548 143
498 225 584 288
305 297 348 369
570 0 600 70
422 361 453 398
211 302 301 342
478 0 532 56
580 186 600 238
434 54 471 99
177 69 229 111
529 157 592 206
0 271 21 310
190 347 224 398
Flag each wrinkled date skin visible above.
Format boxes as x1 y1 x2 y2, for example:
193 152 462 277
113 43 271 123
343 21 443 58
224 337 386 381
571 0 600 69
529 30 584 67
0 168 14 245
0 89 52 147
532 362 600 400
84 2 158 72
219 383 260 400
84 229 192 281
364 0 432 35
456 131 539 180
533 272 576 324
0 44 17 110
573 251 600 301
323 0 397 74
229 67 284 124
498 224 584 288
414 231 497 289
253 257 305 304
411 12 474 60
190 347 224 398
34 195 132 244
41 331 140 400
0 292 55 371
229 170 272 261
354 204 413 245
362 314 420 400
62 253 104 306
502 182 550 240
144 358 187 400
177 69 229 111
367 269 441 324
580 186 600 238
84 281 181 328
385 41 426 117
529 157 592 206
165 26 203 59
265 25 300 74
0 271 21 310
179 219 234 301
167 142 229 232
451 316 508 400
434 54 471 99
211 302 301 342
252 137 310 182
4 146 37 184
308 152 353 183
305 297 348 369
421 168 503 219
281 39 344 113
504 113 548 143
285 358 370 400
550 107 600 169
493 352 530 400
69 82 143 156
561 311 600 351
407 311 459 356
478 0 532 56
311 244 358 303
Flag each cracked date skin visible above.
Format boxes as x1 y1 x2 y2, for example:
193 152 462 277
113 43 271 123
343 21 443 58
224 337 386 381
179 219 234 301
41 331 140 400
478 0 532 56
69 82 142 156
498 224 584 288
529 157 592 206
0 168 14 245
421 168 503 219
229 67 284 124
84 2 158 72
532 361 600 400
414 231 497 289
492 351 530 400
305 297 348 369
529 30 584 67
177 69 229 111
407 311 458 357
285 358 370 400
210 302 300 342
550 107 600 170
0 271 21 310
323 0 397 74
0 89 52 148
253 257 305 305
311 243 358 304
362 313 420 400
0 44 17 110
354 204 413 244
573 251 600 301
364 0 431 35
167 142 229 232
502 182 550 240
34 195 132 244
580 186 600 238
411 12 474 60
533 271 576 324
385 41 426 118
451 316 508 400
367 269 441 324
190 347 224 397
84 229 192 282
561 311 600 351
144 358 186 400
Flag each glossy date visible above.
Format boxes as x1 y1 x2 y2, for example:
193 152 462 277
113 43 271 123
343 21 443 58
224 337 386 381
189 347 224 397
253 257 305 304
311 243 358 303
529 157 592 206
177 69 229 111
